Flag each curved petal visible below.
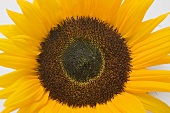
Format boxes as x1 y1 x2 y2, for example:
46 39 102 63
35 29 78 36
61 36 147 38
116 0 153 37
126 81 170 93
0 25 24 38
4 79 42 108
36 0 63 29
127 13 170 46
0 69 35 88
112 92 146 113
0 76 37 99
26 92 49 113
131 28 170 69
135 94 170 113
0 54 37 69
7 9 37 38
17 0 47 36
129 69 170 82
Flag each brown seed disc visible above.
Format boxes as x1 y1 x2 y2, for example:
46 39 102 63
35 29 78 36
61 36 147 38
37 16 131 108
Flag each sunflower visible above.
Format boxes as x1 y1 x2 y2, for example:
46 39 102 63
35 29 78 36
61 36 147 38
0 0 170 113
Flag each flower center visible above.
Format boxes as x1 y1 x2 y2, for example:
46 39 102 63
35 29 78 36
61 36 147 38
61 39 103 82
37 16 131 108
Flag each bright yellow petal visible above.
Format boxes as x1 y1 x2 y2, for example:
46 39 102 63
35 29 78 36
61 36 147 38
1 107 17 113
107 101 121 113
0 69 35 88
147 55 170 66
129 69 170 82
36 0 63 30
84 0 122 22
71 106 95 113
11 35 40 52
0 54 37 69
7 9 36 38
58 105 72 113
17 0 48 38
112 92 146 113
26 92 49 113
104 0 122 25
131 28 170 69
4 79 42 108
43 99 56 113
132 27 170 53
126 81 170 93
38 101 62 113
96 103 114 113
0 76 37 99
0 38 32 57
127 13 170 46
136 94 170 113
52 103 62 113
18 107 30 113
33 0 39 7
116 0 153 37
0 25 24 38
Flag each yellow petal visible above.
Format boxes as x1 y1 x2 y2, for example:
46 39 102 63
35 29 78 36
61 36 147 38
125 88 147 94
11 35 40 52
132 27 170 53
0 25 24 38
7 9 36 38
17 106 29 113
0 54 37 69
126 81 170 93
57 0 77 18
113 92 146 113
0 69 35 88
52 103 62 113
33 0 39 7
136 94 170 113
4 79 42 108
58 105 72 113
85 0 122 22
129 69 170 82
38 101 62 113
131 28 170 68
26 92 49 113
44 99 56 113
105 0 122 25
0 39 31 57
96 103 113 113
71 106 95 113
107 101 121 113
147 55 170 66
0 76 37 99
36 0 63 29
1 107 17 113
128 13 170 46
116 0 153 37
17 0 48 38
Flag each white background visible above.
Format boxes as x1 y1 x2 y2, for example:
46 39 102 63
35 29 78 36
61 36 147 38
0 0 170 113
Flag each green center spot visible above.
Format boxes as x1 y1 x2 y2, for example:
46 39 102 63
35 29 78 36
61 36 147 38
61 39 103 82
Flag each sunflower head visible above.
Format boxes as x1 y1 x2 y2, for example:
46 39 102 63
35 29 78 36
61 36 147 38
0 0 170 113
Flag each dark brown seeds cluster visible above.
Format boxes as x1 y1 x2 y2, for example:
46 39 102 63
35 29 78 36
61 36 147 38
37 17 131 108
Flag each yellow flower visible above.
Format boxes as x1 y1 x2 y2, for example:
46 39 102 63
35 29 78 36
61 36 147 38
0 0 170 113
